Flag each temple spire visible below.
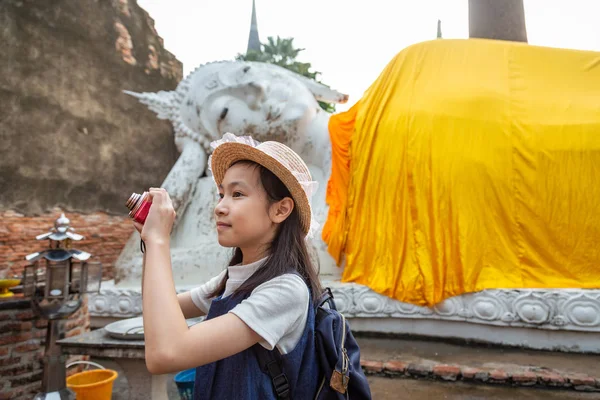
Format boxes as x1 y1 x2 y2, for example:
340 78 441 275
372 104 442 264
246 0 260 53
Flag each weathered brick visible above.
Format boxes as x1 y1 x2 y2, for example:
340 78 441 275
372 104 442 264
14 311 35 321
34 320 47 329
18 322 32 331
0 322 20 334
33 330 46 339
14 340 40 353
0 356 20 367
360 360 383 374
566 374 597 391
65 355 89 377
461 367 479 379
9 371 43 386
0 347 8 357
512 371 537 386
13 383 42 400
0 363 32 376
407 363 433 377
0 390 20 400
65 328 82 338
0 313 12 322
383 360 407 375
0 332 32 346
567 374 596 386
474 371 490 382
489 369 509 383
432 365 460 381
65 320 80 331
537 371 566 387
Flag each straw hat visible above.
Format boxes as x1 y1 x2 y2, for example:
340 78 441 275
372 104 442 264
210 134 314 235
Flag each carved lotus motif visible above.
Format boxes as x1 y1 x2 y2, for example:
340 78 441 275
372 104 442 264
92 295 109 314
395 301 420 315
514 295 552 324
330 286 354 315
471 296 504 321
434 298 460 316
417 306 434 316
563 297 600 327
356 291 386 314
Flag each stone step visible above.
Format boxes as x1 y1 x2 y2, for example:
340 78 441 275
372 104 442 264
356 336 600 393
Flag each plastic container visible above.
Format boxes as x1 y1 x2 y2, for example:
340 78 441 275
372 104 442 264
174 368 196 400
66 369 118 400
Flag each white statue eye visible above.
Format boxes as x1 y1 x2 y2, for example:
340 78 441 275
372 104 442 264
220 108 228 120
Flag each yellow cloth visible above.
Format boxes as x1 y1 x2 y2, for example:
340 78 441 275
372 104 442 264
325 39 600 307
324 101 359 264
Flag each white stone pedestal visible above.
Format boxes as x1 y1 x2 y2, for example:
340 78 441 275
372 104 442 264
89 280 600 353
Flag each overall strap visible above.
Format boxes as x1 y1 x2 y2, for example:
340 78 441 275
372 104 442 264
253 344 291 400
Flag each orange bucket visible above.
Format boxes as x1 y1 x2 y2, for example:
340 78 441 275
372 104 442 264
66 369 118 400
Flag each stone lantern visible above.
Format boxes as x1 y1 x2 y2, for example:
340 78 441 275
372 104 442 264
22 213 103 400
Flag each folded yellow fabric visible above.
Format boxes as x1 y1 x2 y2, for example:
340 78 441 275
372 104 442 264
325 38 600 306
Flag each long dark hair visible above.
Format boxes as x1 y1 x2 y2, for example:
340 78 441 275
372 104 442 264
207 161 322 303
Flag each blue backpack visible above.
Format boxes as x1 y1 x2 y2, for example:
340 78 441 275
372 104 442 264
255 288 372 399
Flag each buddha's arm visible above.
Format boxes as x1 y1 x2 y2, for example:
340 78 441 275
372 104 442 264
159 138 206 227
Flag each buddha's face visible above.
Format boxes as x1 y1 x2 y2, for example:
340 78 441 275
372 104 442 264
178 62 321 151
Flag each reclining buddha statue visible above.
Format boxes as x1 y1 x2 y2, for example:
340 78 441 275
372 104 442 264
108 39 600 352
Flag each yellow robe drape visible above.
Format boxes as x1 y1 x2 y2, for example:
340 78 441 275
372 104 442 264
324 39 600 307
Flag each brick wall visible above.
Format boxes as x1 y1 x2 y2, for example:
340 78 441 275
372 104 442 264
1 208 132 281
0 297 90 400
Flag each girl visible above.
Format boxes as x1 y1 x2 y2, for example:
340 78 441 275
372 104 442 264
134 133 323 399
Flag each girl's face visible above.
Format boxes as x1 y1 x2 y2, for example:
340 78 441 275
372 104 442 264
214 164 276 250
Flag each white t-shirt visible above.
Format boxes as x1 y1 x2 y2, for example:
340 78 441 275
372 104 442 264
189 258 310 354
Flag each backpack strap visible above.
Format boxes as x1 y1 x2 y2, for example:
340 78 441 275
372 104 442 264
253 287 335 399
253 344 291 399
317 287 337 310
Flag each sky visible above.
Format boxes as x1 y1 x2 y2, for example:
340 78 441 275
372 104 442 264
137 0 600 112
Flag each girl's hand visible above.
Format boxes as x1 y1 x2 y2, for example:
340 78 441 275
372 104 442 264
134 188 176 245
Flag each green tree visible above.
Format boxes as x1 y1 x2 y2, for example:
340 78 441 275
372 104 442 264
236 36 336 113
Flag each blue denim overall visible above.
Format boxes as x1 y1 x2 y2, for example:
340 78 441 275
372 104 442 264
193 291 320 399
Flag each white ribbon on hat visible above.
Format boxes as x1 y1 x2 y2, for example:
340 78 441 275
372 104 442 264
291 172 321 239
209 133 320 239
210 132 261 151
207 133 255 178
